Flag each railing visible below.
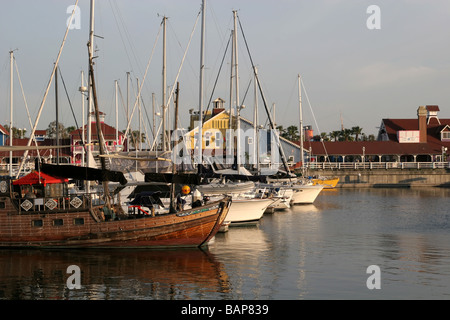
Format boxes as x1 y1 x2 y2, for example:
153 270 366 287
0 163 34 176
307 162 450 170
15 193 110 214
72 145 123 153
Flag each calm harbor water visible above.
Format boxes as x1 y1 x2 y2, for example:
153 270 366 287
1 187 450 300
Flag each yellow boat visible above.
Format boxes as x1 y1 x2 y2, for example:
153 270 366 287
312 177 339 189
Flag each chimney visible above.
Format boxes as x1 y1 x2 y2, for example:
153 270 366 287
417 106 427 143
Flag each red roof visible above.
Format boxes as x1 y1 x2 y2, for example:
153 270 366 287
13 171 68 186
426 105 440 112
70 123 124 140
304 140 440 156
0 125 9 136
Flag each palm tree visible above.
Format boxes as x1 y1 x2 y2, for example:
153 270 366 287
320 132 330 141
329 131 340 142
352 126 363 141
285 125 300 141
341 128 354 141
276 125 286 138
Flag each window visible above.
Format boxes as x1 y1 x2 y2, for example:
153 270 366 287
53 219 64 226
32 220 43 227
205 132 211 147
74 218 84 225
215 132 221 148
441 131 450 141
0 202 5 209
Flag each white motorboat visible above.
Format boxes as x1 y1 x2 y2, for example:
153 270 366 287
222 197 274 225
198 180 274 225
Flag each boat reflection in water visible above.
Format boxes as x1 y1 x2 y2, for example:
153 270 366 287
0 249 230 300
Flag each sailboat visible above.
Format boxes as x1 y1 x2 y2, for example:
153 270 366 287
257 75 323 205
0 0 231 249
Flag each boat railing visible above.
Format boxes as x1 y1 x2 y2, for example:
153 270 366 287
307 161 450 170
14 193 109 214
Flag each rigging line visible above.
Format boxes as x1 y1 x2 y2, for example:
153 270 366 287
236 13 291 175
17 0 80 178
122 20 163 143
167 18 197 84
109 0 143 76
137 97 151 149
301 77 330 162
240 78 252 107
202 32 232 124
165 10 201 109
13 57 41 160
58 67 86 157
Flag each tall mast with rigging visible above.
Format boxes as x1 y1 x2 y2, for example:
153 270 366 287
197 0 206 172
298 74 305 177
86 0 95 171
233 10 241 174
9 50 13 177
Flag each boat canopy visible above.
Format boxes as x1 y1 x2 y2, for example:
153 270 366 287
13 171 68 186
39 163 128 185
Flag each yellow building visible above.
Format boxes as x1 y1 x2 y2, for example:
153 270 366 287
187 98 235 156
184 97 303 169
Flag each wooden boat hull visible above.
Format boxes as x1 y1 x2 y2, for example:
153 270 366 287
0 195 231 249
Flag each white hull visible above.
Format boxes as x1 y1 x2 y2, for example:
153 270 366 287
291 185 323 204
224 198 274 225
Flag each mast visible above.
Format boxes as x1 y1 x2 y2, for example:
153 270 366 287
233 10 241 174
55 65 59 165
88 36 112 209
197 0 206 171
298 74 305 176
162 16 167 151
152 93 156 149
115 79 119 147
228 29 234 160
80 71 86 167
86 0 95 171
126 71 130 151
169 82 180 213
254 66 259 173
9 50 13 177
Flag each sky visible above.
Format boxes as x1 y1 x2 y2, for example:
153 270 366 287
1 0 450 140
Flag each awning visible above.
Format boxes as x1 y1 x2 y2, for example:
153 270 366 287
13 171 68 186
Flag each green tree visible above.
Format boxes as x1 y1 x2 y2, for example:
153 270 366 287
285 125 300 141
130 130 145 149
47 121 68 139
329 131 340 142
3 125 26 139
352 126 363 141
320 132 330 141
